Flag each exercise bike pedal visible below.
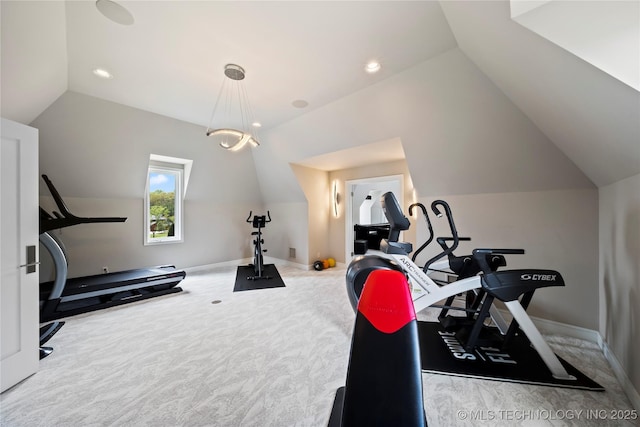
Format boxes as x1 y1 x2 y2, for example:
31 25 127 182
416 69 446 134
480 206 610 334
439 315 476 330
247 275 272 281
457 326 504 351
40 346 53 359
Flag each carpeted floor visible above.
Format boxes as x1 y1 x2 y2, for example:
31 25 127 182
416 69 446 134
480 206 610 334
0 265 636 426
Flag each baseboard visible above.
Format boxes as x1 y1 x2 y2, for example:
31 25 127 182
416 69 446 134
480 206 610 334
263 256 312 270
185 257 313 274
497 309 639 411
263 256 346 271
600 338 640 412
183 258 252 274
529 314 601 344
496 309 600 343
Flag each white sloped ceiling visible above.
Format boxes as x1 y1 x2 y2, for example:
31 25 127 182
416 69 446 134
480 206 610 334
440 0 640 187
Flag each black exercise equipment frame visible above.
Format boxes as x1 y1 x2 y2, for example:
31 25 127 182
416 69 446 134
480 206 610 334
38 175 185 356
246 211 271 280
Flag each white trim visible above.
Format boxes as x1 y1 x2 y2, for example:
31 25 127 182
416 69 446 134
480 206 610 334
264 255 313 271
600 339 640 412
344 174 404 264
529 313 601 343
498 309 640 411
144 154 193 246
149 154 193 196
145 165 183 245
183 257 313 274
184 257 345 273
495 308 600 343
183 258 251 274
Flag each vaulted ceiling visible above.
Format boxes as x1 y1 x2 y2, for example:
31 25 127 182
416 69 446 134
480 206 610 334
2 1 638 188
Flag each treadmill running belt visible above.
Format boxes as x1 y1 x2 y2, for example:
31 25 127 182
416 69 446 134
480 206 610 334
40 266 185 321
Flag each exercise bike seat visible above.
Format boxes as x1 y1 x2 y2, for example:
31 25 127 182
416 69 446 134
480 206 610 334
329 269 427 427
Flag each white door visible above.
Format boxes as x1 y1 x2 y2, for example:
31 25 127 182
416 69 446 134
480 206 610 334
1 118 39 393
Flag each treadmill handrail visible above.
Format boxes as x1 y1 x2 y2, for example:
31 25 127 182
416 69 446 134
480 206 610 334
40 175 127 233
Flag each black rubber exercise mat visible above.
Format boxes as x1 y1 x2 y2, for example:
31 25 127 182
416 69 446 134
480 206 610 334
418 321 604 391
233 264 286 292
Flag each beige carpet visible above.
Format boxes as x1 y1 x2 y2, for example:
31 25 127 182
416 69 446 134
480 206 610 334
1 265 636 426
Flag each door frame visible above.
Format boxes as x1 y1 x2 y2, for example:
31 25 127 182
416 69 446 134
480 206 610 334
344 174 404 263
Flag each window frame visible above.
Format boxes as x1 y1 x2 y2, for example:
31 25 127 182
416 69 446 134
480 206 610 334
144 161 184 245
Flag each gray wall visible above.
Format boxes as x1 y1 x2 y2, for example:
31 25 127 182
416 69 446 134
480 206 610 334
328 160 415 264
255 48 594 202
599 173 640 399
289 165 330 264
411 190 599 329
26 45 637 405
33 92 263 277
254 48 597 330
262 202 309 266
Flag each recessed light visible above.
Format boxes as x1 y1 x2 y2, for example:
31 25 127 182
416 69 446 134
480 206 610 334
92 68 114 79
292 100 309 109
95 0 134 25
252 122 262 128
365 61 381 74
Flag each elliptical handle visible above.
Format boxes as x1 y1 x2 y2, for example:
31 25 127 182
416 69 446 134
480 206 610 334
436 236 471 251
408 203 433 262
246 211 253 222
423 200 459 271
408 203 427 219
266 211 271 223
432 200 459 249
473 248 525 256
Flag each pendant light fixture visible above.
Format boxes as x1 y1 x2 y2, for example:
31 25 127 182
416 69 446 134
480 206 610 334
206 64 260 151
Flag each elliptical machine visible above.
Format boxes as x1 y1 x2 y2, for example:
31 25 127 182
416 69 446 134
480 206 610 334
345 191 578 382
246 211 271 280
405 200 509 334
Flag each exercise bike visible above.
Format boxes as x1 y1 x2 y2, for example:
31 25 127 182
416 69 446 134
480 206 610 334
246 211 271 280
346 191 577 382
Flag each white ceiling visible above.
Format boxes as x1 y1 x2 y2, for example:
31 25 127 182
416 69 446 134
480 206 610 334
293 137 406 171
2 1 638 187
62 1 456 131
440 0 640 187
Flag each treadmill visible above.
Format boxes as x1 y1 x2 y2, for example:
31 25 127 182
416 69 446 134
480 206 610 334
39 175 185 354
